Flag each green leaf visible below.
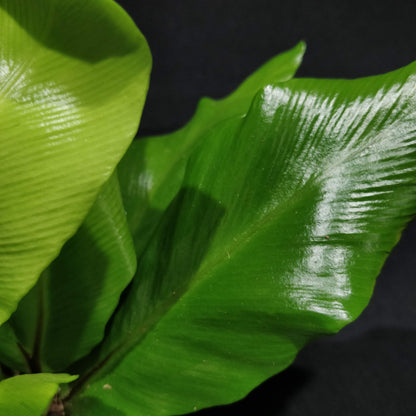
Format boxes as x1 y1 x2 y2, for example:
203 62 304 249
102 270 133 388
2 172 137 375
8 278 41 359
0 322 29 373
72 60 416 415
4 162 138 376
42 172 137 371
9 172 137 372
0 373 77 416
0 0 151 324
118 42 305 256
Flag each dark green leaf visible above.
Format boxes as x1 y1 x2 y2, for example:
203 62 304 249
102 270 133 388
0 322 29 373
71 60 416 415
118 42 305 256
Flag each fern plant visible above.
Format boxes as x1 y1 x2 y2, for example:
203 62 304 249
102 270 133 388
0 1 415 415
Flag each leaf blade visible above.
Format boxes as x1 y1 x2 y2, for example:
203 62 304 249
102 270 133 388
75 56 416 415
118 42 305 256
0 373 77 416
0 322 29 373
41 173 138 371
9 172 137 372
0 0 151 324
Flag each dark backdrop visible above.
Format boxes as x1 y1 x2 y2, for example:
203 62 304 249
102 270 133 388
116 1 416 415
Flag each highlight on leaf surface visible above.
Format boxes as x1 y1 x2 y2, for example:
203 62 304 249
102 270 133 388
69 57 416 415
0 0 151 325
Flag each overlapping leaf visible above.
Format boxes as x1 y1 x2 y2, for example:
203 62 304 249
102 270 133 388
118 42 305 256
9 173 137 372
0 373 77 416
0 41 301 388
72 61 416 415
0 0 151 324
0 322 28 373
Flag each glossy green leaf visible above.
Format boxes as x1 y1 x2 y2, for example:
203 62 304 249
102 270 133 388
0 373 77 416
10 173 137 372
0 0 151 324
71 61 416 415
118 42 305 256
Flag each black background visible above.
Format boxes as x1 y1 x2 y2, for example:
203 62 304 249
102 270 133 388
116 1 416 415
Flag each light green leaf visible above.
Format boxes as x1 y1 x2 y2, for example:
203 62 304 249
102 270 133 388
118 42 305 256
71 60 416 415
0 0 151 324
10 172 137 372
0 373 77 416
